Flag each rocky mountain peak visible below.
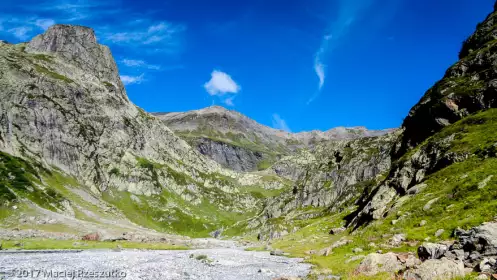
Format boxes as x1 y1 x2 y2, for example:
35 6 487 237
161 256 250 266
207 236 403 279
25 24 122 87
26 24 97 58
203 105 230 113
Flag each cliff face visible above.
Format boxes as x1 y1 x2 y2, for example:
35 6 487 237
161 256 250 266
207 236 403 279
0 25 290 237
192 138 266 172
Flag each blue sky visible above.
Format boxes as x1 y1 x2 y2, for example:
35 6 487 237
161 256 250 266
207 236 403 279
0 0 494 132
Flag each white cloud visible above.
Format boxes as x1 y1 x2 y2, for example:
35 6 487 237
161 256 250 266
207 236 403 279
204 70 241 96
314 59 326 90
272 114 291 132
223 96 235 106
105 21 185 48
148 22 168 33
106 32 130 43
120 74 145 85
121 59 161 70
143 35 163 45
8 26 32 40
35 19 55 30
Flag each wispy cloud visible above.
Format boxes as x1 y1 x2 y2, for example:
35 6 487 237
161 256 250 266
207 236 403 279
35 19 55 30
8 26 33 40
35 0 118 22
313 35 332 91
104 21 185 51
121 59 161 70
223 96 236 107
308 0 374 104
204 70 241 96
272 114 291 132
0 16 54 40
120 74 145 85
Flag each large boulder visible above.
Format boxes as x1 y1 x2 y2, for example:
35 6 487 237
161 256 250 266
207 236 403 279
418 243 449 261
355 252 405 276
389 233 407 246
402 258 465 280
397 253 422 268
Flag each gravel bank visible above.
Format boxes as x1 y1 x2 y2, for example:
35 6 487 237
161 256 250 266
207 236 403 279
0 248 311 279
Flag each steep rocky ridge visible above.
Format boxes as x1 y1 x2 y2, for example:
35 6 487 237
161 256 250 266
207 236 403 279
347 3 497 229
154 107 394 172
0 25 290 237
396 7 497 157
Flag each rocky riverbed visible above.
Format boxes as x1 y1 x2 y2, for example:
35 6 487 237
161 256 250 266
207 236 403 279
0 248 311 280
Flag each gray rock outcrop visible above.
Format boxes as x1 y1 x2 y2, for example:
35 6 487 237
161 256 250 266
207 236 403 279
450 222 497 272
355 252 406 276
26 25 124 96
402 258 465 280
418 243 449 261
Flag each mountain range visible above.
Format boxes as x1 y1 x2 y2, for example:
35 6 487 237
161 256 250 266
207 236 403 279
1 3 497 278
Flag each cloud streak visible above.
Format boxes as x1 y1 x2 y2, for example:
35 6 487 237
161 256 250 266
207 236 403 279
308 0 374 104
121 59 161 70
272 114 291 132
120 74 145 85
104 21 185 50
35 19 55 30
8 26 33 40
0 17 55 40
223 96 236 107
314 34 332 91
35 0 119 22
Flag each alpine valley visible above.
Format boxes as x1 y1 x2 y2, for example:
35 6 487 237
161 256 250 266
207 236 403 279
1 2 497 280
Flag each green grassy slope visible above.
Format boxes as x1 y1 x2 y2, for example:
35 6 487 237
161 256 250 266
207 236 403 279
266 109 497 279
